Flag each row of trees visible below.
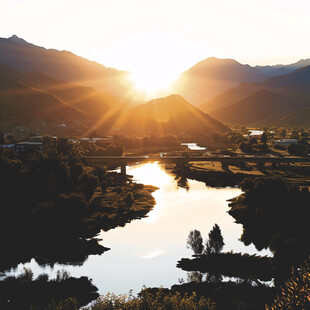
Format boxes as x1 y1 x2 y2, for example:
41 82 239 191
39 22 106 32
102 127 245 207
186 224 225 283
0 268 98 309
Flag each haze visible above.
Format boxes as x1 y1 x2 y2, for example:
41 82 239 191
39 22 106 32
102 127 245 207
2 0 310 79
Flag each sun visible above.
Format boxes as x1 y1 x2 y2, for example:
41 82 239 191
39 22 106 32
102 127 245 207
102 31 193 98
129 68 177 96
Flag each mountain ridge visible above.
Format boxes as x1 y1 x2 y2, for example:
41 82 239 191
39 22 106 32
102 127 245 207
0 35 133 98
201 65 310 127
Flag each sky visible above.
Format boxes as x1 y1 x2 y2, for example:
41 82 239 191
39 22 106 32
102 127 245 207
1 0 310 79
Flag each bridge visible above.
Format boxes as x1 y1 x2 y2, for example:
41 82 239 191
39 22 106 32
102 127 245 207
84 155 310 174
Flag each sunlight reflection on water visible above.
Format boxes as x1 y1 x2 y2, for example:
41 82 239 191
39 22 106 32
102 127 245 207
9 162 272 295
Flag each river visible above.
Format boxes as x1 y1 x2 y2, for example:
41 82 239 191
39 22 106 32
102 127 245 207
8 162 270 295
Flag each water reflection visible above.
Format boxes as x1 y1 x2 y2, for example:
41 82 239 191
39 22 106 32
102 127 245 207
8 162 271 295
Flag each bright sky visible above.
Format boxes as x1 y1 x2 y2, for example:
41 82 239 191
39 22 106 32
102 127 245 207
1 0 310 93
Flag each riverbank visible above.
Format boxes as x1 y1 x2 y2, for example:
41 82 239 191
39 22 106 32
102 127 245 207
172 160 310 188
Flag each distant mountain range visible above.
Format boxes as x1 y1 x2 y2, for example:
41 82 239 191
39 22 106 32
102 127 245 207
200 65 310 127
172 57 269 105
255 59 310 77
0 61 136 131
0 35 133 98
0 60 227 136
1 34 310 130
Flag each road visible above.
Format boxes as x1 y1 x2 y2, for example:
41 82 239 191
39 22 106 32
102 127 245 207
84 155 310 164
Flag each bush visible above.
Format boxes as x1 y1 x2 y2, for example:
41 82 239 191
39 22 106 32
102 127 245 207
287 143 308 156
265 260 310 310
88 289 216 310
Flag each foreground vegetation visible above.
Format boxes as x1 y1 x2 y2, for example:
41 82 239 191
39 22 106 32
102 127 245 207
30 290 216 310
1 128 309 309
0 137 158 308
0 269 98 309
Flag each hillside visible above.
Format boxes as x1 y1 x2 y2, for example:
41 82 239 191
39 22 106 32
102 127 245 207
200 65 310 127
0 35 133 98
276 106 310 128
0 62 134 131
199 82 265 113
262 65 310 89
114 94 228 135
0 62 227 135
209 90 308 126
173 57 268 105
0 71 85 130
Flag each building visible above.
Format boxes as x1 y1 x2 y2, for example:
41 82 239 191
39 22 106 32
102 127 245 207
15 141 43 152
0 144 15 149
274 139 298 149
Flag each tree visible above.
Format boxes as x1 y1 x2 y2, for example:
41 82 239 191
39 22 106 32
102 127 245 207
187 271 203 283
239 141 253 153
287 143 308 156
43 135 56 150
249 137 258 145
239 178 254 192
0 132 5 144
204 224 225 254
187 230 203 255
280 129 286 139
79 173 99 200
261 132 267 144
291 129 299 140
266 260 310 310
124 192 134 207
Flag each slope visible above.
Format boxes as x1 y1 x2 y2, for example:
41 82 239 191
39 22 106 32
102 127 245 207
0 72 85 130
256 59 310 76
173 57 269 105
209 90 307 126
0 62 134 132
114 94 229 136
0 35 133 98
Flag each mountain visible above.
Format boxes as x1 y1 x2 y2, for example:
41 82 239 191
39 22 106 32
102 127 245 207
0 35 133 98
276 106 310 128
256 59 310 76
201 65 310 112
209 90 307 126
262 65 310 89
0 62 134 131
0 62 227 135
114 94 229 136
0 63 85 130
173 57 269 105
199 82 265 113
199 65 310 127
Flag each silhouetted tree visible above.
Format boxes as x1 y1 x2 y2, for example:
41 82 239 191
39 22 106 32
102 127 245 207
79 173 98 200
187 230 203 255
266 260 310 310
204 224 225 255
239 178 254 192
124 192 134 207
0 132 5 144
288 143 308 156
261 132 267 144
239 142 252 153
249 137 258 145
187 271 203 283
280 129 286 138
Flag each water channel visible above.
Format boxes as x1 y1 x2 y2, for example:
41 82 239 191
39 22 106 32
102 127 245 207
9 162 270 295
